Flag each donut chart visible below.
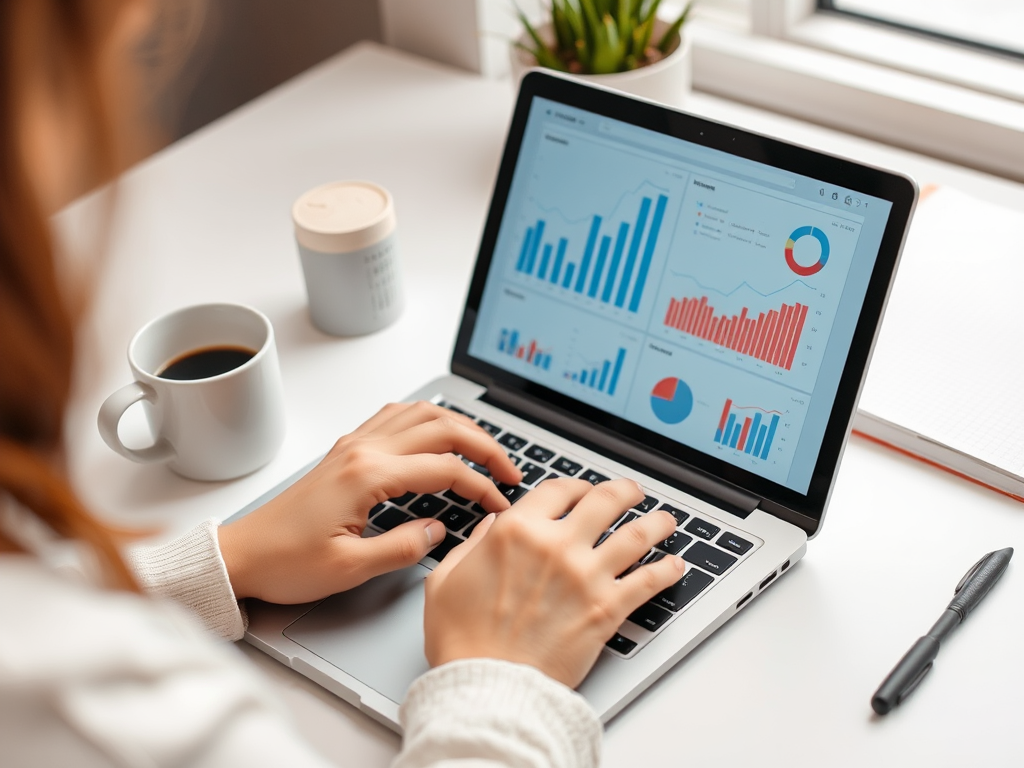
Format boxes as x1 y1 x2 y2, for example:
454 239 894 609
785 226 830 276
650 377 694 425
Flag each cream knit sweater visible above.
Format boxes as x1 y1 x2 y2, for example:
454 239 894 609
0 518 601 767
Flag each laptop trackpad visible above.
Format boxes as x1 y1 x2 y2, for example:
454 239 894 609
283 564 432 705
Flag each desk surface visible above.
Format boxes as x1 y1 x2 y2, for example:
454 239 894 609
60 42 1024 767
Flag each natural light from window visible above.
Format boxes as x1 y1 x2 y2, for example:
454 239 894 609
824 0 1024 58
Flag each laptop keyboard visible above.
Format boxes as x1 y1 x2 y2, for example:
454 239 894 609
364 399 762 659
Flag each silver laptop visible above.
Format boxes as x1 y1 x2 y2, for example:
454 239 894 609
231 71 917 731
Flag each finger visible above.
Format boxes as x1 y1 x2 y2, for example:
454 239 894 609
614 552 687 615
353 517 447 582
377 453 512 513
592 509 678 575
429 512 497 584
562 479 645 540
380 417 522 485
367 400 482 441
325 402 410 458
508 477 593 520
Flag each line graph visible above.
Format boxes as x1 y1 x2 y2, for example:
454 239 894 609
669 271 816 299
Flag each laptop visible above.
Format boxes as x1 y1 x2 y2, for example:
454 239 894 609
231 71 917 731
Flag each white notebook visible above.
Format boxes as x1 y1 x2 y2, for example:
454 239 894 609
855 186 1024 502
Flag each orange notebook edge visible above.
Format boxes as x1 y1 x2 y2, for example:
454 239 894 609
851 429 1024 505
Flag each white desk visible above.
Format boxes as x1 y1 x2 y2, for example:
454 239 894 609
60 42 1024 767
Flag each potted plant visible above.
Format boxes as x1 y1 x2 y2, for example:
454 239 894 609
511 0 695 106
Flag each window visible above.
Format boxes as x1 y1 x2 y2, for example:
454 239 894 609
822 0 1024 59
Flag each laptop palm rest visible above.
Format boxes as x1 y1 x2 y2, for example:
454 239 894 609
283 564 432 705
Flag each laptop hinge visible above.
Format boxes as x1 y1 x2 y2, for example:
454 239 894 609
482 384 761 519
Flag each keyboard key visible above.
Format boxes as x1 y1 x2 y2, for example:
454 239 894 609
524 444 555 463
579 469 610 485
426 533 462 562
471 502 487 515
614 511 640 529
519 462 547 485
551 457 582 476
543 472 562 483
408 494 448 518
641 550 666 566
659 503 689 526
683 541 738 575
443 489 470 506
477 420 501 437
374 507 412 531
606 633 637 654
463 516 485 537
659 531 693 555
627 602 673 632
389 492 417 507
717 532 754 556
594 530 612 548
498 484 528 504
507 453 522 467
498 432 528 451
684 518 720 541
464 460 491 478
370 502 387 517
437 506 475 532
444 403 475 419
634 495 660 513
655 567 714 612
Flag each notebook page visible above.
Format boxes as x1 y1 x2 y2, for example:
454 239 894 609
858 186 1024 478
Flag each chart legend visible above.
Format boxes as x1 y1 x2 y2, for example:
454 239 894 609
714 399 780 459
663 295 809 371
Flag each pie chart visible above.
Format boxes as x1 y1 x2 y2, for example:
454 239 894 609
650 377 693 425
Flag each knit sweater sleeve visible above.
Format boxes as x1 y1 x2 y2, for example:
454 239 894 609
125 519 246 641
395 658 602 768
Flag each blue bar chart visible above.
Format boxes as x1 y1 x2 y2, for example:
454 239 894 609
713 399 780 460
514 193 669 314
564 348 627 396
498 329 552 370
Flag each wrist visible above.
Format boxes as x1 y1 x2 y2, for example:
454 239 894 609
217 518 258 600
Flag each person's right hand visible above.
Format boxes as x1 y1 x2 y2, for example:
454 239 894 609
423 477 685 689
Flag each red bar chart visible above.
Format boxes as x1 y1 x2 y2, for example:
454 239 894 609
663 295 809 371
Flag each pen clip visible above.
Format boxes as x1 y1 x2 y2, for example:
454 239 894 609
954 551 993 594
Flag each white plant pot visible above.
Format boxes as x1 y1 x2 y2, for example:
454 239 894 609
510 19 692 108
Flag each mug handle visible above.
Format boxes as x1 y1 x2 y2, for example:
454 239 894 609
97 382 176 464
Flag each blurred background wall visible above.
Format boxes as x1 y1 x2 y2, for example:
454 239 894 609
159 0 382 141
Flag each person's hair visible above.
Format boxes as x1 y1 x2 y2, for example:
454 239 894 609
0 0 146 590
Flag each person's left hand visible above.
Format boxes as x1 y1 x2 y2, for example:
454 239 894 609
217 401 522 604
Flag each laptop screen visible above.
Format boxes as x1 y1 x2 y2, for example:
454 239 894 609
455 74 914 528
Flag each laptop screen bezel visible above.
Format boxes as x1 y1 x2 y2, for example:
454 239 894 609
450 71 916 536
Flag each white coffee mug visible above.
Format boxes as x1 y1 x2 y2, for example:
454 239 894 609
98 303 286 481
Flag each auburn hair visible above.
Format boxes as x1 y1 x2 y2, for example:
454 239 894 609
0 0 139 590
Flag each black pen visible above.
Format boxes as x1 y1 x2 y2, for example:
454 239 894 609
871 547 1013 715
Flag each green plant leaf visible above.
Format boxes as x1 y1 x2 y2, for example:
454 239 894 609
591 13 626 73
657 1 692 53
513 40 568 71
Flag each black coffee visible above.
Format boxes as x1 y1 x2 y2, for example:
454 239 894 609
157 345 257 380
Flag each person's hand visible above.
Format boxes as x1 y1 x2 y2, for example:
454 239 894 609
423 477 685 688
218 401 523 604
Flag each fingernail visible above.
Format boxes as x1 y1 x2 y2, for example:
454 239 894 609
674 556 686 572
425 520 445 548
634 481 644 494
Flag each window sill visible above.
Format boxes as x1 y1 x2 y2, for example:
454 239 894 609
689 18 1024 181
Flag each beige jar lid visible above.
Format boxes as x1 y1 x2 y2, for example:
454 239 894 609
292 180 396 253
